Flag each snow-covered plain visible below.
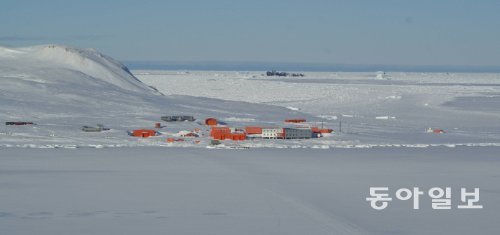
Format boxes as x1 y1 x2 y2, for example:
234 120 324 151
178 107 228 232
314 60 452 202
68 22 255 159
1 45 500 234
1 147 499 235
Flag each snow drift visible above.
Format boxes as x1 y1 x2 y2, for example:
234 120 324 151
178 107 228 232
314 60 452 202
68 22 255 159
0 44 157 93
0 45 165 120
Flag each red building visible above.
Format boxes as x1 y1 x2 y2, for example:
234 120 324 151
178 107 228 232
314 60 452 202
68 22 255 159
205 118 218 126
285 119 306 123
132 129 157 138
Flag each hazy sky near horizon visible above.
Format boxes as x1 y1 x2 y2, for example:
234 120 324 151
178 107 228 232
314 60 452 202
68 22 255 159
1 0 499 67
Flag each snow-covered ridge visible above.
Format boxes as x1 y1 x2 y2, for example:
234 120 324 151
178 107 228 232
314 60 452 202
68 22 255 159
0 44 176 123
0 44 157 93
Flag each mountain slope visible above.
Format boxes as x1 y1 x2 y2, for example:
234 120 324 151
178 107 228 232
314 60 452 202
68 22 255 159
0 45 166 121
0 45 158 93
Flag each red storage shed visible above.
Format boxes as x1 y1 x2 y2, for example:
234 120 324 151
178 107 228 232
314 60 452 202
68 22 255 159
210 127 230 136
285 119 306 123
132 129 157 138
230 133 247 141
245 126 263 134
205 118 218 126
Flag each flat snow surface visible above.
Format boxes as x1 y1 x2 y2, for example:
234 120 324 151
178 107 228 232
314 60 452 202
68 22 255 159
1 147 499 235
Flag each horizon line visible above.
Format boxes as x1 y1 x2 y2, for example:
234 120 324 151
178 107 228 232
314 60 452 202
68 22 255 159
124 60 500 73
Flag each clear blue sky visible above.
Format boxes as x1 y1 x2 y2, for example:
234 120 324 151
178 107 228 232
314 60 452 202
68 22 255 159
1 0 500 67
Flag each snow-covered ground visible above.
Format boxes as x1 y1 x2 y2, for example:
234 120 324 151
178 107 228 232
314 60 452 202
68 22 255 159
1 147 499 235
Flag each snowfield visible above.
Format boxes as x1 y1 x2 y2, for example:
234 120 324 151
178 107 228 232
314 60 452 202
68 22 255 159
1 147 499 235
1 45 500 234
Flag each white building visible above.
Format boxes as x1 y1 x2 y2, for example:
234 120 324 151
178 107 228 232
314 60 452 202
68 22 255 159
262 127 283 139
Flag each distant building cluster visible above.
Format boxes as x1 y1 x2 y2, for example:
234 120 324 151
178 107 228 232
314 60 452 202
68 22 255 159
266 70 305 77
161 115 195 122
131 115 334 144
4 115 334 147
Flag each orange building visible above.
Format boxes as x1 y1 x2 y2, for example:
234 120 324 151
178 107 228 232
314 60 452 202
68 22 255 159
285 119 306 123
210 127 230 135
311 127 333 134
205 118 218 126
245 126 263 134
230 133 247 141
210 127 246 141
132 129 157 138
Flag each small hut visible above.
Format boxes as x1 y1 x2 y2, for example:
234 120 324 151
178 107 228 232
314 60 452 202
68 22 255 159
131 129 158 138
205 118 218 126
285 119 306 123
